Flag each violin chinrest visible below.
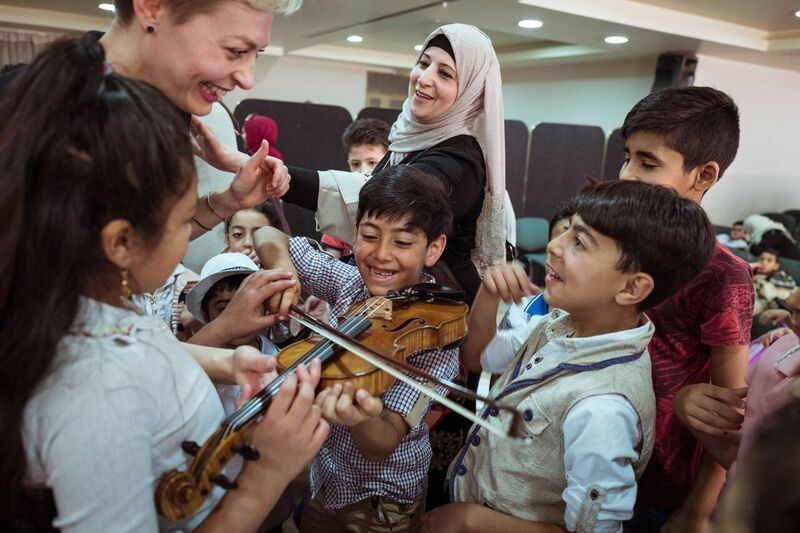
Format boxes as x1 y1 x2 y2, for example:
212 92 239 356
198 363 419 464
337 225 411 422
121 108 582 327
407 283 465 302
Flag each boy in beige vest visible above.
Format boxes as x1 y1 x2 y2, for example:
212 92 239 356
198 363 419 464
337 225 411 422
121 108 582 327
421 180 717 533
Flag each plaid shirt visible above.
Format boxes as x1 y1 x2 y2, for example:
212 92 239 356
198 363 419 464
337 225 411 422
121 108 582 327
288 237 461 508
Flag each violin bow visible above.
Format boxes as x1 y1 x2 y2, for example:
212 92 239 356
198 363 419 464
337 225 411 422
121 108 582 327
288 305 525 439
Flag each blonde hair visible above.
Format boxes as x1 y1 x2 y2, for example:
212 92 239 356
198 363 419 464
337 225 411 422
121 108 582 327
113 0 301 25
249 0 302 13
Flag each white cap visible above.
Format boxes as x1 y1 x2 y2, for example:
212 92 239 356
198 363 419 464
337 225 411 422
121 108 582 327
185 253 258 323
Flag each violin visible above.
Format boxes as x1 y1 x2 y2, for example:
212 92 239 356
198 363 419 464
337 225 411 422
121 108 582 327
275 284 469 396
156 284 522 520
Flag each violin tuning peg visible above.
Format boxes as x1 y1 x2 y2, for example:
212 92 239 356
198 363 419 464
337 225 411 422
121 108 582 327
209 474 239 490
181 440 200 456
233 443 260 461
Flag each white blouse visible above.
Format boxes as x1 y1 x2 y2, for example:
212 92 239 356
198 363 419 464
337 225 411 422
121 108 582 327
23 298 227 532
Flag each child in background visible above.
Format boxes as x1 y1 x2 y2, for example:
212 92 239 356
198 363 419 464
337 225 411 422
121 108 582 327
619 86 753 533
223 201 283 266
342 118 390 174
255 165 459 531
421 180 717 533
186 253 280 414
752 248 797 314
320 118 392 259
218 204 327 344
716 220 749 250
243 114 283 159
187 253 279 353
460 201 574 374
750 247 782 275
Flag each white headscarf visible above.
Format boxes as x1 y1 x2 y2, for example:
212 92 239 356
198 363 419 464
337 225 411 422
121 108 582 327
744 214 795 244
389 23 506 273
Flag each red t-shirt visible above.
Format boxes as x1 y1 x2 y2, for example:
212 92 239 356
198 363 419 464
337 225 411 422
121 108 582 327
637 243 753 511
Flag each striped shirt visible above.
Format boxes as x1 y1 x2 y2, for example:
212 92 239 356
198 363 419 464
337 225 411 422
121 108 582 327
288 237 461 508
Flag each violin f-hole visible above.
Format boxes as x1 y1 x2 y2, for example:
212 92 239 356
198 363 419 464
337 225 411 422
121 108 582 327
382 317 426 332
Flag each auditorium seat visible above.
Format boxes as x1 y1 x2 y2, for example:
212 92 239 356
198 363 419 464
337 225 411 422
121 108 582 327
356 107 401 125
504 119 529 216
762 212 796 235
602 128 625 180
524 123 604 219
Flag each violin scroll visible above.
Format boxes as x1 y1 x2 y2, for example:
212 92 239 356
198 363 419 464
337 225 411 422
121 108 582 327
156 470 201 520
156 427 248 520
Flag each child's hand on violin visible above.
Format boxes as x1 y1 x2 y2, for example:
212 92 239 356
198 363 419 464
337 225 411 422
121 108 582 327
315 381 383 427
233 346 279 408
246 360 329 483
482 262 539 304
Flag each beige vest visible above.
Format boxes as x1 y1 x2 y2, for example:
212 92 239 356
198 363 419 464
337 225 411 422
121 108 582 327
451 311 655 532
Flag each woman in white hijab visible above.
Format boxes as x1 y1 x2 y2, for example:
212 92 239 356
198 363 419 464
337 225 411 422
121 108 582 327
283 23 506 304
745 214 800 260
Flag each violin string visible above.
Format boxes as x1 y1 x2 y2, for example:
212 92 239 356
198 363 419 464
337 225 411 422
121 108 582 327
288 304 524 439
224 315 368 432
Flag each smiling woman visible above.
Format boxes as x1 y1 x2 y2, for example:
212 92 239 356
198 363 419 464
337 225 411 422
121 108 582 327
61 0 301 239
105 0 299 116
279 24 507 306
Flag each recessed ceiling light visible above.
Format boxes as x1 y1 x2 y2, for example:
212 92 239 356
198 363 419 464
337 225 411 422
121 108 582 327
98 3 115 12
414 44 423 51
604 35 629 44
795 10 800 17
346 35 363 43
518 19 543 29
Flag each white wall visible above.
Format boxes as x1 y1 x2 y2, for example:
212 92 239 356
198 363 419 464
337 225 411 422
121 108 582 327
224 55 372 120
501 57 656 134
694 55 800 225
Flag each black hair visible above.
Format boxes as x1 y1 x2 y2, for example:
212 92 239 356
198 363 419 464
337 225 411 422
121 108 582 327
759 248 780 259
732 220 744 226
224 201 281 235
0 63 25 75
549 199 575 239
0 35 195 520
621 86 740 179
201 274 249 320
341 118 390 152
572 180 715 311
425 34 455 63
356 165 452 243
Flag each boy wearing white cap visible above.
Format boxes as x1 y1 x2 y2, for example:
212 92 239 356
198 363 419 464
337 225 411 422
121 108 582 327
186 253 281 415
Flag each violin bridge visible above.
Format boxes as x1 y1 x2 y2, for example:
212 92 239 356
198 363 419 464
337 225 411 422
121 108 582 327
363 296 393 320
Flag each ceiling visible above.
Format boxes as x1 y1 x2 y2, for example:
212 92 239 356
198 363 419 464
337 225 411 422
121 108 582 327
2 0 800 72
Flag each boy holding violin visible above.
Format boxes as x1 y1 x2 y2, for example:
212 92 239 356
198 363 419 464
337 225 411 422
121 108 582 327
420 180 717 533
254 165 460 532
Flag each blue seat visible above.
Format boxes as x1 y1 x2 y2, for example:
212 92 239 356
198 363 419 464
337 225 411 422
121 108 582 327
516 217 549 270
781 257 800 285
